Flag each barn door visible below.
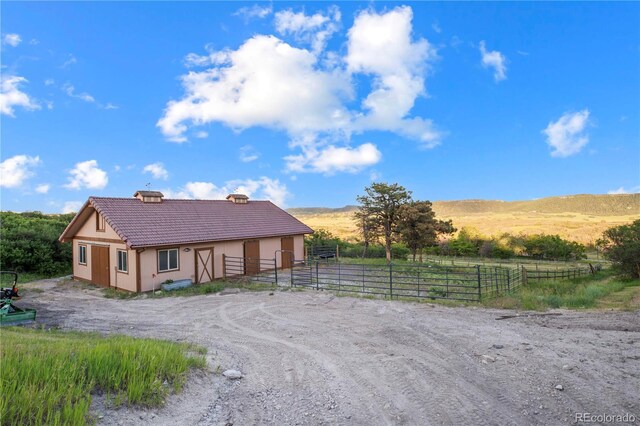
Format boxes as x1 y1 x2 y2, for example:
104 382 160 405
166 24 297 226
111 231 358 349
195 247 214 284
243 240 261 275
91 245 110 287
281 237 294 269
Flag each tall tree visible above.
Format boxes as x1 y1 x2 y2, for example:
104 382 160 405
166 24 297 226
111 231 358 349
356 182 412 263
398 201 456 261
353 207 380 258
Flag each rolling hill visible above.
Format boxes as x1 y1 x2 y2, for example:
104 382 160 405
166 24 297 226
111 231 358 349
288 193 640 245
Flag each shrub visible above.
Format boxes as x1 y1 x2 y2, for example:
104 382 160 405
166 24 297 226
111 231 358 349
0 211 74 275
597 219 640 278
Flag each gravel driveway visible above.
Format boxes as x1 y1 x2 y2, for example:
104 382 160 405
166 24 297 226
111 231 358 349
20 280 640 425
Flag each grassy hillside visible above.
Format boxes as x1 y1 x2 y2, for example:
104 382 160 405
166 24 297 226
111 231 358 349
289 193 640 245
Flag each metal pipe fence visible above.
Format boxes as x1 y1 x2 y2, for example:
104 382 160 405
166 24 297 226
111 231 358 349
222 255 278 285
223 255 593 302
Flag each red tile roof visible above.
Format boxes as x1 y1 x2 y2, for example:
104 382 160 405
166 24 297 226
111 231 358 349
61 197 313 248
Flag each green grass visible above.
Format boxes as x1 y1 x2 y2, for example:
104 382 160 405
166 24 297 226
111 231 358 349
597 285 640 311
484 270 640 311
0 270 72 286
339 255 607 270
0 327 206 425
149 282 225 298
102 280 281 299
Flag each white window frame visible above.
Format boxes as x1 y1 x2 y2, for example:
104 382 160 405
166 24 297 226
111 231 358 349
117 249 128 273
78 244 87 265
157 248 179 273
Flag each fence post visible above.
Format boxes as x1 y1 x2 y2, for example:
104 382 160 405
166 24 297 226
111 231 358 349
476 265 482 301
338 261 341 292
222 254 227 279
445 268 449 297
522 266 528 285
507 269 511 292
389 263 393 299
274 258 278 285
291 263 294 287
336 245 340 261
316 261 319 290
362 264 365 293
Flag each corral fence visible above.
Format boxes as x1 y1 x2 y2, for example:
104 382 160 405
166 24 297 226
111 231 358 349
223 255 594 302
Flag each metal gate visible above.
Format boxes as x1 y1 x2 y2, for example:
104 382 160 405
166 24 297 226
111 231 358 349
291 261 313 287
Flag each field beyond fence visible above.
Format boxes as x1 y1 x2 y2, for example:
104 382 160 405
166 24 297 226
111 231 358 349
223 256 593 302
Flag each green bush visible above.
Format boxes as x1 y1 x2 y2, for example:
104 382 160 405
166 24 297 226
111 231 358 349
0 212 74 276
492 245 515 259
522 234 586 261
339 243 409 260
598 219 640 278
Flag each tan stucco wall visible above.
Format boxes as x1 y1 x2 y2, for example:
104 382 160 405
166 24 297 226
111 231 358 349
137 235 304 292
71 208 137 292
76 207 122 240
293 235 304 261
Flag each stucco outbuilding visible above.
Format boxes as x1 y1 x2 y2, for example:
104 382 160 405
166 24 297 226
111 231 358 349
59 191 313 292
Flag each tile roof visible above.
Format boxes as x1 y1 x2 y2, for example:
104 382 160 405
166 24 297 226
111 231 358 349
63 197 313 248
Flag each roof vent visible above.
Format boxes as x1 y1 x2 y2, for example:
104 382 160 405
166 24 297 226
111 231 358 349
134 190 164 203
226 193 249 204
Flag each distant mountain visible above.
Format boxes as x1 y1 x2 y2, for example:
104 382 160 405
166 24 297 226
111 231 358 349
287 205 359 215
288 194 640 217
288 193 640 244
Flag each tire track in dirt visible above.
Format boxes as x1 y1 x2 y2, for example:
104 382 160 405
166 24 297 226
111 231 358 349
215 300 397 424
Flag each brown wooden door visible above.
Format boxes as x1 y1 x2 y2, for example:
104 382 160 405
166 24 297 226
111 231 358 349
281 237 294 269
243 240 260 275
195 247 214 284
91 245 110 287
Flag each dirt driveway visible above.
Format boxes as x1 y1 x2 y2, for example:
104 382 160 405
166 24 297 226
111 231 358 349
20 280 640 425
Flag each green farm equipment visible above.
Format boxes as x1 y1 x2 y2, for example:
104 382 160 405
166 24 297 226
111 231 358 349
0 271 37 325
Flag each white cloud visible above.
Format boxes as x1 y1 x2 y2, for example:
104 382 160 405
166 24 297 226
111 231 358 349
63 83 95 103
64 160 108 190
0 155 41 188
285 142 381 174
542 110 591 158
608 186 640 195
275 6 340 53
163 176 289 206
239 145 259 162
346 6 441 147
194 131 208 138
104 103 118 110
158 6 441 173
44 78 55 86
60 54 77 69
158 34 352 143
62 201 83 214
431 22 441 33
35 183 50 194
479 41 507 82
3 33 21 47
0 75 40 117
234 4 273 21
143 162 169 180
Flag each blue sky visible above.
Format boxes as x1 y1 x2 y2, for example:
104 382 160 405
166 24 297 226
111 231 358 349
1 2 638 213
